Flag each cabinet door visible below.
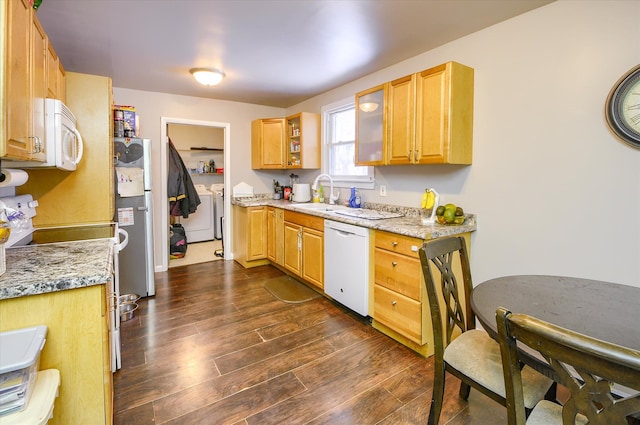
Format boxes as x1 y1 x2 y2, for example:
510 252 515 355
3 0 32 160
301 227 323 289
355 84 386 165
415 62 474 165
267 208 276 262
267 207 284 265
30 15 47 162
47 41 60 98
283 222 302 275
247 207 267 260
57 61 66 104
387 74 416 165
251 118 285 169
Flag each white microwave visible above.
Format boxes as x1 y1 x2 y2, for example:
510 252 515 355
9 99 84 171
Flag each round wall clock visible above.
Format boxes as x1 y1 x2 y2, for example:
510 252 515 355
605 64 640 148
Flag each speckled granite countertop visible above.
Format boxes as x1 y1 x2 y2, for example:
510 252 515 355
0 239 114 300
232 195 476 239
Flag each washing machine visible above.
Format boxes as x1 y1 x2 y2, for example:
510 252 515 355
210 184 224 240
181 185 214 242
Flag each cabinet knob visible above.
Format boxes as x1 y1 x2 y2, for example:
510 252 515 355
391 300 397 306
391 261 398 267
407 151 411 160
391 241 398 247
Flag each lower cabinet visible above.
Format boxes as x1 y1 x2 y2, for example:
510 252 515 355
372 230 471 356
0 285 113 425
283 210 324 290
233 205 269 268
267 206 284 266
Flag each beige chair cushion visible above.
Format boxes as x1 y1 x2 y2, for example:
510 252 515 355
443 329 553 409
526 400 588 425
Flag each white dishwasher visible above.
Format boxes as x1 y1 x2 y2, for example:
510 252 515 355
324 219 370 316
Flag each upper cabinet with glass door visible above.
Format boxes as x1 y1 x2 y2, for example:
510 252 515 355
356 61 474 166
355 84 386 166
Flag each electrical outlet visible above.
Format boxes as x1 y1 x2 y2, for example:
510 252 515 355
380 185 387 196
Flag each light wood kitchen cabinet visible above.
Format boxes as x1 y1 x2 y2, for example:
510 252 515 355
283 210 324 289
300 226 323 289
386 74 416 164
388 61 474 165
267 206 284 266
233 205 269 268
46 41 66 102
0 285 113 425
251 118 286 169
355 61 474 166
283 221 302 275
355 84 386 166
372 230 471 356
285 112 320 169
251 113 320 169
1 0 47 161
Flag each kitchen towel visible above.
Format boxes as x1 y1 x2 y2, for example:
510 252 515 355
0 169 29 188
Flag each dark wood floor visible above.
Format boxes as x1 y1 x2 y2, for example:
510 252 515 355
113 260 507 425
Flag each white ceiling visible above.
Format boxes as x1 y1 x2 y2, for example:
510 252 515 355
37 0 553 108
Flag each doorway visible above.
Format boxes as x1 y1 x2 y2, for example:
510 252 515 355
159 117 231 272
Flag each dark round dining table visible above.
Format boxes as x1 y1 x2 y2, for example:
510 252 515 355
470 275 640 377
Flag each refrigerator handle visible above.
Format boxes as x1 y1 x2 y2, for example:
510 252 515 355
136 206 148 212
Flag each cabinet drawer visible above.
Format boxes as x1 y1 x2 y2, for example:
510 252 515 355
374 284 422 344
284 210 324 231
374 248 422 300
375 231 421 258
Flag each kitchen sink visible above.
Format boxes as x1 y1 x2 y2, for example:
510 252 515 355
291 203 403 220
291 203 350 213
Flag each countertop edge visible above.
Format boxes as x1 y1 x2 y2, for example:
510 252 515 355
0 239 114 301
232 196 477 239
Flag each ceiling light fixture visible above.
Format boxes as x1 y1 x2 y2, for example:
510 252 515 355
359 102 379 112
190 68 225 86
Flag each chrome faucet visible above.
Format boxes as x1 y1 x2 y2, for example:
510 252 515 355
311 174 340 205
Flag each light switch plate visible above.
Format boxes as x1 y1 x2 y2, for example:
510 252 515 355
380 185 387 196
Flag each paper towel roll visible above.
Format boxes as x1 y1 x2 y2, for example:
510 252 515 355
0 169 29 188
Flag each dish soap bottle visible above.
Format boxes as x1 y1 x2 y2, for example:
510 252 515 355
349 187 359 208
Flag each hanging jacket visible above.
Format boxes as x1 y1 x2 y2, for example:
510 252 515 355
168 138 200 217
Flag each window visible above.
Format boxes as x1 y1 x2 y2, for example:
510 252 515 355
322 98 374 189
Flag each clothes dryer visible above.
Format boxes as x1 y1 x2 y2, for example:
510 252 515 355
181 185 214 242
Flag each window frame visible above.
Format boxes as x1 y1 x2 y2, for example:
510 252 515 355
321 97 375 189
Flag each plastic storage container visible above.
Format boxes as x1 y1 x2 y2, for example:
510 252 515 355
0 325 47 416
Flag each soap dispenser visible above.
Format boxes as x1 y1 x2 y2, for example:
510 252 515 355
349 187 361 208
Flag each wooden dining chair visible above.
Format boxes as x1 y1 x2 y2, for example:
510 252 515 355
419 237 553 425
496 307 640 425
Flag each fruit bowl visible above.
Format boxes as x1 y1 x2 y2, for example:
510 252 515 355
436 215 466 225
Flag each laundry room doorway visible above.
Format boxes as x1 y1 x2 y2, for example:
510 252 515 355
159 117 230 271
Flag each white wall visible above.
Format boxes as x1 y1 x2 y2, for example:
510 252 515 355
290 0 640 287
111 88 285 270
114 0 640 287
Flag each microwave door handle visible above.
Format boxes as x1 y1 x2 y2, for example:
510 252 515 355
72 127 84 165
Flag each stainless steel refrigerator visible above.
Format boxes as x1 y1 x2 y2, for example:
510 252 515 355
114 137 155 297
